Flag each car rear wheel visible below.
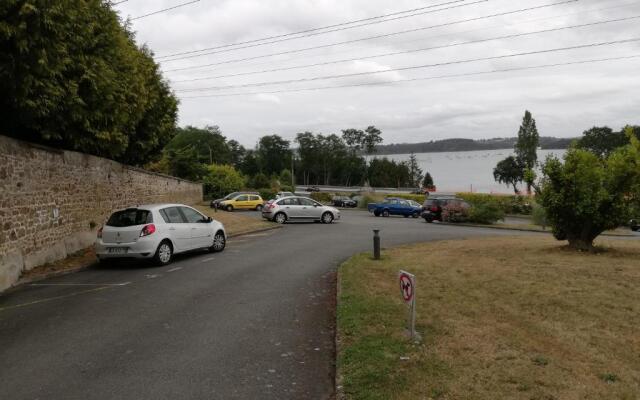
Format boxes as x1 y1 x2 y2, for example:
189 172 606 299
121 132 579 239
382 209 390 217
226 205 234 212
154 240 173 266
321 212 334 224
274 212 287 224
424 214 434 223
256 204 263 211
373 210 380 217
412 212 419 218
210 231 226 252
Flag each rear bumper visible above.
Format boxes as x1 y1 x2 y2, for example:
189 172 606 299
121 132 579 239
95 238 158 259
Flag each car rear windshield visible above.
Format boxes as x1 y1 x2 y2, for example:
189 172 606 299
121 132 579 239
106 209 152 227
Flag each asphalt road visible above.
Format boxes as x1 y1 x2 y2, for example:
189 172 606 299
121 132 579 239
0 209 521 400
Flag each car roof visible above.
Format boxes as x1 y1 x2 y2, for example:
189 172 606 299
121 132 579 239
126 203 194 211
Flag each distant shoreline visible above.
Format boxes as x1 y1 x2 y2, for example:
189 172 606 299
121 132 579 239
372 136 575 156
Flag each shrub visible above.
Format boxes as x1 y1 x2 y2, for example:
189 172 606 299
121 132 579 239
310 192 333 204
250 173 270 189
392 193 426 203
534 133 640 250
357 193 384 209
531 202 548 228
256 188 276 200
203 164 246 199
457 193 532 215
468 202 504 224
442 203 470 223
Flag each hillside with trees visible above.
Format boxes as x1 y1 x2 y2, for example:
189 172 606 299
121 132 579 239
374 136 574 155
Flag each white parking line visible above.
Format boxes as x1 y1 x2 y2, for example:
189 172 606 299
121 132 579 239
29 282 131 287
1 286 115 312
167 267 182 272
201 257 215 263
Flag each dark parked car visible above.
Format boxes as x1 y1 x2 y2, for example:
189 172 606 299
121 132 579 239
305 186 321 192
631 219 639 232
421 196 470 223
332 196 357 208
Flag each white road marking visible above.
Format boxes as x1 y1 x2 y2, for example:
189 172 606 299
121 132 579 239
29 282 131 287
0 286 113 312
201 257 215 263
167 267 182 272
145 274 161 279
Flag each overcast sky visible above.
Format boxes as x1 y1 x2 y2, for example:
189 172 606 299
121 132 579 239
115 0 640 147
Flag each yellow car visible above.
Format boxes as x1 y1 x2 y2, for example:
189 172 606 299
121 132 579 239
220 194 264 212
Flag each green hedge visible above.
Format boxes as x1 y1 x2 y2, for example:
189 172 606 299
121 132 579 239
456 193 533 215
310 192 333 203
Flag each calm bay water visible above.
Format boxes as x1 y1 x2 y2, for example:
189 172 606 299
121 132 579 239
374 149 566 194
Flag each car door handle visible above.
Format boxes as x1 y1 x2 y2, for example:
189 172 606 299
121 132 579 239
169 227 176 231
191 227 197 230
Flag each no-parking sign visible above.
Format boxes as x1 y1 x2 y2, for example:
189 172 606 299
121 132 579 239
398 270 417 340
399 271 414 304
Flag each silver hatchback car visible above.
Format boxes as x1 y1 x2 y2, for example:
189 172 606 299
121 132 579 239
262 196 340 224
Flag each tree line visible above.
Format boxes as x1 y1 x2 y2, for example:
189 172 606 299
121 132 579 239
146 125 435 196
376 136 574 155
1 0 178 166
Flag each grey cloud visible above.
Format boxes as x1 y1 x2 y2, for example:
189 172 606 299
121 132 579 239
117 0 640 147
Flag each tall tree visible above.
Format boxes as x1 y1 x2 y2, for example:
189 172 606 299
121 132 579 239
576 126 633 158
256 135 291 175
227 139 246 168
165 147 208 182
423 172 434 188
407 153 424 187
493 156 524 194
0 0 178 165
342 129 365 152
165 125 230 165
363 126 384 154
514 110 540 192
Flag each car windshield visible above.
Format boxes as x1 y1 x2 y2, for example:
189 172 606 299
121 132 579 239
106 209 152 227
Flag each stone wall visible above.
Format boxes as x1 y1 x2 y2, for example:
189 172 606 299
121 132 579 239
0 135 202 291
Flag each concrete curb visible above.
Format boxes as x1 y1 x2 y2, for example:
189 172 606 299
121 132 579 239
9 225 283 292
437 222 635 237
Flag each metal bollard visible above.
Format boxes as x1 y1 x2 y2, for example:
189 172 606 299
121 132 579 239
373 229 381 260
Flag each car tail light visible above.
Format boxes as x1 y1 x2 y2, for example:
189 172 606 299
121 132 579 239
430 206 439 212
140 224 156 237
97 227 103 238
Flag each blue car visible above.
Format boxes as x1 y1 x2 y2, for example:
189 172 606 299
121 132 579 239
369 198 422 218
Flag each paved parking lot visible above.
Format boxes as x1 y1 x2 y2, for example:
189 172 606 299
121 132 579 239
0 209 524 400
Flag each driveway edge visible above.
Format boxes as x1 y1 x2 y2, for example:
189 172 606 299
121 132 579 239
437 222 634 237
8 225 282 293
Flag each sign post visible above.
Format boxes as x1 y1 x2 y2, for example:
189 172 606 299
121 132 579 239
398 270 418 341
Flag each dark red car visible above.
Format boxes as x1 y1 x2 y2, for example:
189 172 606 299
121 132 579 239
421 196 469 223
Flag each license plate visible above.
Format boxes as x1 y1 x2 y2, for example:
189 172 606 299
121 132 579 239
107 247 127 254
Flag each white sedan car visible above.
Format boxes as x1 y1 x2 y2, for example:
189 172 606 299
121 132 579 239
95 204 226 265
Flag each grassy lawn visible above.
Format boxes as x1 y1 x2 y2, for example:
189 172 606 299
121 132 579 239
194 204 274 236
337 236 640 400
